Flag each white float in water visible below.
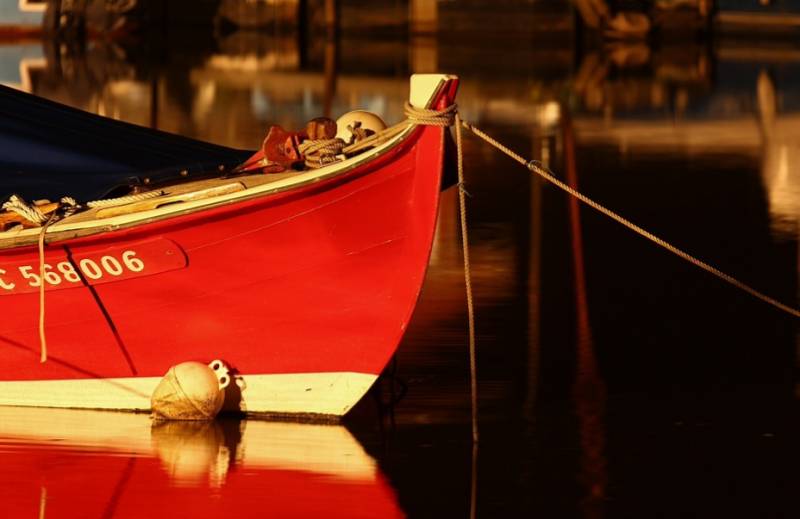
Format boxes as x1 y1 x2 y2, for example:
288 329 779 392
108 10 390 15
151 360 230 420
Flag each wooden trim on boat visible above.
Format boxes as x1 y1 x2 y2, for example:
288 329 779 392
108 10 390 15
0 371 377 417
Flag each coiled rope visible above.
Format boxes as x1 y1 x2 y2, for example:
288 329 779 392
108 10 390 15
86 190 163 208
299 102 457 167
298 139 345 168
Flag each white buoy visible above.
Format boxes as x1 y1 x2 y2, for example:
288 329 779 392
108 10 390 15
335 110 387 145
151 360 230 421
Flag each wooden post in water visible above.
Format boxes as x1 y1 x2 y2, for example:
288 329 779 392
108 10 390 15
409 0 438 34
409 0 437 74
523 130 546 421
149 76 159 130
297 0 308 68
322 0 339 118
324 0 338 35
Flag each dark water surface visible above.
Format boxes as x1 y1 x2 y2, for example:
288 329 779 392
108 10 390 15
2 14 800 518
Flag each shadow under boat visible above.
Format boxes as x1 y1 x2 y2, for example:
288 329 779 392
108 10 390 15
0 406 404 518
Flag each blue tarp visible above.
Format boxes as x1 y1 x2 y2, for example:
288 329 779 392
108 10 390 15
0 84 250 202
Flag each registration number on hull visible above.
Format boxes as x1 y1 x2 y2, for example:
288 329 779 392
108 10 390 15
0 238 186 295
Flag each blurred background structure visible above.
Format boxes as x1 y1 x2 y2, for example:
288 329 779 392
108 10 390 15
4 0 798 232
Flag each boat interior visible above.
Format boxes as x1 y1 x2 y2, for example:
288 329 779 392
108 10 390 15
0 74 455 249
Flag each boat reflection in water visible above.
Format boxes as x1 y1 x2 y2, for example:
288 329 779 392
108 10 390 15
0 408 403 518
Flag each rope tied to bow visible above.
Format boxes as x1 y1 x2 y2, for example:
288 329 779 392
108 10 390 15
375 98 800 443
298 102 458 168
403 101 457 127
401 101 480 443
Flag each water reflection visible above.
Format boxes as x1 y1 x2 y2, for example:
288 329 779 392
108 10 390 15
2 29 412 149
3 9 800 517
0 407 403 518
575 42 800 238
564 116 608 518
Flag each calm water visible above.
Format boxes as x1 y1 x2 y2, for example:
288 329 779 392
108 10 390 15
2 11 800 518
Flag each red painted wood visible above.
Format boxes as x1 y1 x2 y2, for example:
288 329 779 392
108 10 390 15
0 238 185 295
0 81 457 389
0 442 404 518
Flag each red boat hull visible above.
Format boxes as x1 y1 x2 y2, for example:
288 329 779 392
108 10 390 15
0 75 457 416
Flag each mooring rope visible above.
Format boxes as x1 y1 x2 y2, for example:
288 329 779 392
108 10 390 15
405 102 479 442
455 111 480 444
339 102 457 157
35 197 78 363
405 102 457 127
460 120 800 319
403 98 800 442
37 212 56 363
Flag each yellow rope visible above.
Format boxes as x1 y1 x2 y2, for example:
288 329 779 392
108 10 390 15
341 102 457 156
39 486 47 519
341 122 407 156
461 120 800 319
404 102 479 442
455 112 479 443
37 212 58 363
405 102 457 127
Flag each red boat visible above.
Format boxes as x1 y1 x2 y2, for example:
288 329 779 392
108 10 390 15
0 73 459 418
0 407 404 518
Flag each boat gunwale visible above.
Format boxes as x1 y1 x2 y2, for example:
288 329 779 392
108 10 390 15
0 76 452 250
0 126 419 250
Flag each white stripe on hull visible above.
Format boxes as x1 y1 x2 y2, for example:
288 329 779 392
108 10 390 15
0 371 377 417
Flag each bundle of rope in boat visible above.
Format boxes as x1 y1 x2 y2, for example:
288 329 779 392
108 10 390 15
297 104 457 168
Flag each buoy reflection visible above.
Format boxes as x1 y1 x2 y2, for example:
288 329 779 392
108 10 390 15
0 407 403 518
